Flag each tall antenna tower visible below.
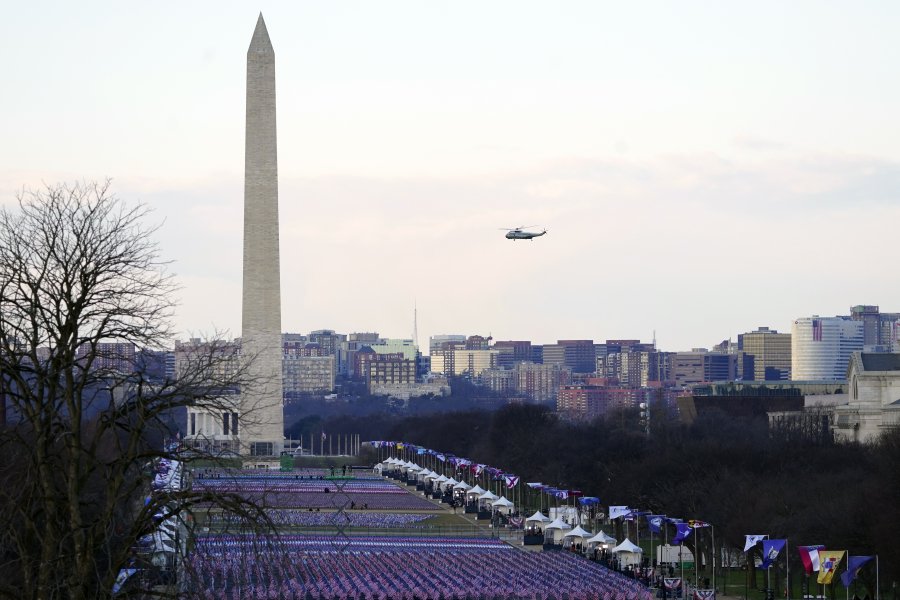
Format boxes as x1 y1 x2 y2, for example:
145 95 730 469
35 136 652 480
652 329 657 350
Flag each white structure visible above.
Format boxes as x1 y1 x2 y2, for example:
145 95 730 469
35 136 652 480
241 14 284 456
831 352 900 443
791 316 864 381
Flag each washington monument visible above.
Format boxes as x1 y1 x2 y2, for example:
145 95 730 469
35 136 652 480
241 13 284 456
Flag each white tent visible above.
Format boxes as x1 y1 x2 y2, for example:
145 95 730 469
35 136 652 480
564 526 592 540
434 475 448 484
477 490 498 511
586 530 618 547
525 511 550 534
611 538 644 567
491 496 514 514
525 510 551 525
544 516 572 544
424 470 440 481
442 477 458 490
467 485 486 496
453 481 471 490
563 526 593 552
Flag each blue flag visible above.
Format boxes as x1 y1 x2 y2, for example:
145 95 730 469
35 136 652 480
840 556 874 587
673 522 692 544
647 515 666 534
760 539 787 569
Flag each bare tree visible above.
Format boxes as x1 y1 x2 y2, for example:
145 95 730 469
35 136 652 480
0 181 269 599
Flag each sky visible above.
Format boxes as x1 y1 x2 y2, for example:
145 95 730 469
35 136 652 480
2 1 899 352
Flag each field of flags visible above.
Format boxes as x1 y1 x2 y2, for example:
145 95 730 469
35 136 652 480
187 534 656 599
184 462 660 599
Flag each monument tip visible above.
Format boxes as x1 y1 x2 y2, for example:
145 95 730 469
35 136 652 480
249 12 273 53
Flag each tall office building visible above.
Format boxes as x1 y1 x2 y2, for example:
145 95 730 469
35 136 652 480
737 327 792 381
542 340 596 374
240 15 284 456
672 351 736 388
791 316 864 381
850 305 900 351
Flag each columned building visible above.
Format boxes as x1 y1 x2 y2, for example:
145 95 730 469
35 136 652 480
831 352 900 443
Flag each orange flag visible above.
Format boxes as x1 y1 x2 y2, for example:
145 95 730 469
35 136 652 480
817 551 846 584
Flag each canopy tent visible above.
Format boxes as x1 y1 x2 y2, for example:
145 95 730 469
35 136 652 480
424 470 440 481
564 526 592 540
525 511 551 534
491 496 514 514
563 526 593 552
611 538 644 567
586 530 618 547
441 477 458 490
544 517 572 544
434 475 448 485
477 490 498 510
525 511 551 524
452 481 472 491
467 485 486 496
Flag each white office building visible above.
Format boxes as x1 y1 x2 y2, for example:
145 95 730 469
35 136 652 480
791 316 864 381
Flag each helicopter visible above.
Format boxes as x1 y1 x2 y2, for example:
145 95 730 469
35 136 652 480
500 225 547 240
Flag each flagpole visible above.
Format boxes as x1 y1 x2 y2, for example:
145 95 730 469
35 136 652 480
875 555 879 600
712 525 716 594
786 537 790 600
844 553 852 600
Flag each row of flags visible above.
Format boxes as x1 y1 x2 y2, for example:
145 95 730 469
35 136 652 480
371 441 523 489
376 441 875 589
744 536 875 587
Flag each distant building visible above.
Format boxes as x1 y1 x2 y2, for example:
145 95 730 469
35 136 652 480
792 316 864 381
542 340 596 374
493 340 533 368
309 329 347 373
849 305 900 351
479 368 517 395
557 385 633 420
465 335 492 350
429 334 466 356
283 355 334 395
738 327 792 381
831 352 900 443
177 338 241 454
340 332 380 378
672 351 736 388
366 353 416 392
599 349 673 387
76 342 136 374
515 362 571 403
370 376 450 401
368 338 417 361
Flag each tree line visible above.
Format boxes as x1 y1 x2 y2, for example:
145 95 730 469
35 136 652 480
316 403 900 593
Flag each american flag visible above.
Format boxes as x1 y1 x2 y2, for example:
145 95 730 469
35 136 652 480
812 319 823 342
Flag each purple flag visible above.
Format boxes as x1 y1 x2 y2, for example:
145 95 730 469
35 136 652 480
760 539 787 569
647 515 666 534
673 522 692 544
840 556 874 587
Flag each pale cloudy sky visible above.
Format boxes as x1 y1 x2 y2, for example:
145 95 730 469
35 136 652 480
2 2 899 352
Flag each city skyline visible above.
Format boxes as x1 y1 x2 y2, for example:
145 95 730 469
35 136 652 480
3 3 900 351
